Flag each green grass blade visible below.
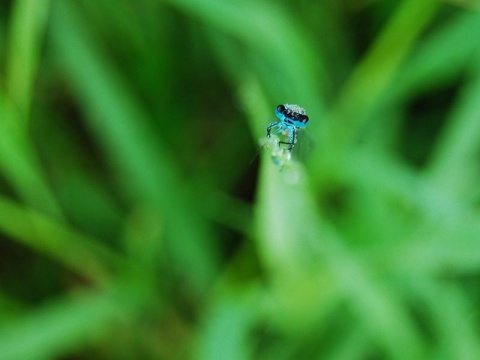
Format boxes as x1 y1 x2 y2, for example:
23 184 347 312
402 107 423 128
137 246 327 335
163 0 327 127
410 278 480 360
0 194 124 284
49 1 218 289
391 11 480 101
195 287 260 360
255 156 426 359
325 0 438 156
0 283 145 360
0 97 62 217
426 59 480 196
6 0 50 126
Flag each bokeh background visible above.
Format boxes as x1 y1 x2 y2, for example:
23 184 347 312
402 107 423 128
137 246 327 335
1 0 480 359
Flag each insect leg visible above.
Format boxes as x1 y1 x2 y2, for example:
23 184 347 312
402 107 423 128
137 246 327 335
279 127 296 150
267 121 281 137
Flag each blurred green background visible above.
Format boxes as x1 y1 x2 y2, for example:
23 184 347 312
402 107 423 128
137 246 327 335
1 0 480 359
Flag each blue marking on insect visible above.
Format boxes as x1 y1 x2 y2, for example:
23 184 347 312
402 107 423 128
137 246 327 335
267 104 309 151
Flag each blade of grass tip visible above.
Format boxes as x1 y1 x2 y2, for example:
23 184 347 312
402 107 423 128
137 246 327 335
6 0 50 127
0 194 125 285
426 56 480 197
49 1 218 290
255 158 426 359
323 0 438 158
0 96 63 217
0 282 146 360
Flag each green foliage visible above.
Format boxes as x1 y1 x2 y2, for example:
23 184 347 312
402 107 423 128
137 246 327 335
1 0 480 358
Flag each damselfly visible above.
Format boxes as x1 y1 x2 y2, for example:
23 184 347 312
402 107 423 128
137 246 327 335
267 104 309 151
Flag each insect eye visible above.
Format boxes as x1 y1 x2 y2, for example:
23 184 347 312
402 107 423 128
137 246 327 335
276 105 285 113
302 115 309 122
